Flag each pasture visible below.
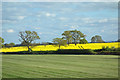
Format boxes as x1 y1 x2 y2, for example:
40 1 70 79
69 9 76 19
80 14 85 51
2 55 118 78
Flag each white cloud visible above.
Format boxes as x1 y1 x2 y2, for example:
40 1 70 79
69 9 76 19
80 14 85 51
70 25 79 29
59 17 68 21
7 29 14 33
99 19 108 23
64 25 69 27
2 20 17 24
39 32 42 34
35 27 40 29
45 13 56 17
17 16 26 20
81 18 95 23
3 16 26 22
37 14 41 17
90 24 96 26
101 30 105 32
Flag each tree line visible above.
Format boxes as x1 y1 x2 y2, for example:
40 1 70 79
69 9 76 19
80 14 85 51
0 30 106 52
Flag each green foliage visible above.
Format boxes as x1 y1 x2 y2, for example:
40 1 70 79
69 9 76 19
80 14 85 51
4 43 15 47
53 38 67 49
70 29 85 45
0 37 4 48
102 46 116 51
9 43 15 46
62 31 72 45
0 37 4 43
57 49 96 54
19 31 40 52
79 38 88 44
91 35 104 43
62 30 85 45
116 48 120 51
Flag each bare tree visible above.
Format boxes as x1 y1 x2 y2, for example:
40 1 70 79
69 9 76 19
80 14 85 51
19 31 40 52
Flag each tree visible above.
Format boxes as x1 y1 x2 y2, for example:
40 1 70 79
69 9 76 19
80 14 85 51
53 38 67 49
19 31 40 52
0 37 4 48
4 43 15 47
91 35 104 43
21 41 27 46
79 38 88 44
118 39 120 42
91 36 95 42
70 30 85 45
9 43 15 47
62 31 72 45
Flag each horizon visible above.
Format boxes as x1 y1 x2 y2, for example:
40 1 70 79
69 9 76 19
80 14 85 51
2 2 118 44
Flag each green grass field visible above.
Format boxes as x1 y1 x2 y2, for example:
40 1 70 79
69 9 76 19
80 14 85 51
2 55 118 78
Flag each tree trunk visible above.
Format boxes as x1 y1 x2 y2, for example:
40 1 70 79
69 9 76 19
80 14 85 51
68 41 69 46
59 45 60 49
74 40 76 46
27 45 32 52
75 43 76 46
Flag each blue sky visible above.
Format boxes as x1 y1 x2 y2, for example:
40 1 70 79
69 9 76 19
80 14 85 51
2 2 118 44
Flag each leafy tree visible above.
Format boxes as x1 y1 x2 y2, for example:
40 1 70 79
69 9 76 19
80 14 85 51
79 38 88 44
53 38 67 49
118 39 120 42
91 36 95 42
19 31 40 52
62 31 72 45
0 37 4 43
4 43 15 47
9 43 15 47
0 37 4 48
70 30 85 45
91 35 104 43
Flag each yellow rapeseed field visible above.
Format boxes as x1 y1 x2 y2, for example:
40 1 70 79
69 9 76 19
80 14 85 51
1 42 119 52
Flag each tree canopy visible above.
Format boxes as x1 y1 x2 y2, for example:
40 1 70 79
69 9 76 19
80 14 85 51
91 35 104 43
53 38 67 49
70 30 85 45
62 31 72 45
19 31 40 52
0 37 4 48
79 38 88 44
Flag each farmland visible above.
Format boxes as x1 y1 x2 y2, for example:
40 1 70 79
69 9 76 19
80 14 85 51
1 42 119 52
2 55 118 78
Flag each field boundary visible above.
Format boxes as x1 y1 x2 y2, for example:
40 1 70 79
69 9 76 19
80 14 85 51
1 78 119 80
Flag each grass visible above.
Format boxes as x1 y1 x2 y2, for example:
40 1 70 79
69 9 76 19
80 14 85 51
2 55 118 78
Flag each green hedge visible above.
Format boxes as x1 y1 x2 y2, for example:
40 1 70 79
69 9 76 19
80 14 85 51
56 49 96 54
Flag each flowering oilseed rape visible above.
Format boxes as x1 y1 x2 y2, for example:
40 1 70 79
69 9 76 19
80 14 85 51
1 42 119 52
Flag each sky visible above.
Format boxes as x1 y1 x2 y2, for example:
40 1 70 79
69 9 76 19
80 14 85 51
2 2 118 44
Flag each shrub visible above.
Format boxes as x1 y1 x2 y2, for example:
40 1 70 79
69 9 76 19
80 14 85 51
56 49 96 54
102 46 113 51
79 38 88 44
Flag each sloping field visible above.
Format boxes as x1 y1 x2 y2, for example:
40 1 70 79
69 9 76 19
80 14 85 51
1 42 119 52
2 55 118 78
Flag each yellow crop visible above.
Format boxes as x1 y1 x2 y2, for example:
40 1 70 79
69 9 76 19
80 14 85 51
1 42 119 52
